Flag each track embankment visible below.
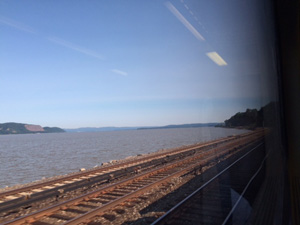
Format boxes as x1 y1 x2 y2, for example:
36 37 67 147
0 129 266 224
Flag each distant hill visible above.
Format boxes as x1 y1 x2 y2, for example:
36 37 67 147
138 123 221 130
0 123 65 135
43 127 66 133
64 127 141 133
223 102 277 129
65 123 222 133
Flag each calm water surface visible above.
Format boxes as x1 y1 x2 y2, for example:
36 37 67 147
0 127 248 188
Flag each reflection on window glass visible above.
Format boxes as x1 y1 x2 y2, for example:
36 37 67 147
0 0 295 224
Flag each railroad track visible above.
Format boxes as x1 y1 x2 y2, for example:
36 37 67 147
151 141 267 225
0 130 263 215
1 130 266 224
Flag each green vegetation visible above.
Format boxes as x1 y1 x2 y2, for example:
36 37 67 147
0 123 65 135
0 123 31 134
224 102 277 129
43 127 65 133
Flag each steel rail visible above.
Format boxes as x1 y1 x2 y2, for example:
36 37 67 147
2 151 212 224
0 133 242 198
0 130 263 210
3 134 262 225
63 153 220 225
63 136 266 225
151 141 264 225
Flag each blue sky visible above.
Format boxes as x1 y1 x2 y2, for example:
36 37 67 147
0 0 277 128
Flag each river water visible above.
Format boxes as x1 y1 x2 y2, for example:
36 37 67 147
0 127 248 188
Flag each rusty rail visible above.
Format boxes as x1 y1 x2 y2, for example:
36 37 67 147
0 130 263 214
151 141 266 225
2 130 265 225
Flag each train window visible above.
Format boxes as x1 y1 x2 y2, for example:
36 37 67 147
0 0 298 224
